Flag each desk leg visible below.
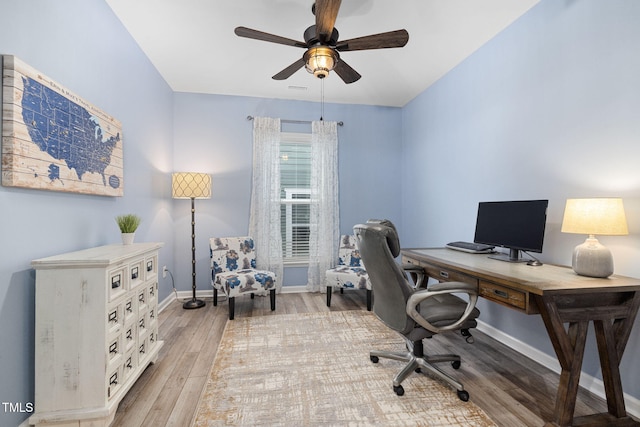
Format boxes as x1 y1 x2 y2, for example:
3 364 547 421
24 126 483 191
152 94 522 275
537 295 588 426
594 291 640 420
594 319 625 417
535 293 640 427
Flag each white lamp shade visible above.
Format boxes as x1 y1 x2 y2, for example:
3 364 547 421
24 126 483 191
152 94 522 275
561 198 628 278
172 172 212 199
561 198 628 236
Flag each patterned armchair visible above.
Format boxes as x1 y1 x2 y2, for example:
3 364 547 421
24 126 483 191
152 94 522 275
210 236 276 320
325 235 372 310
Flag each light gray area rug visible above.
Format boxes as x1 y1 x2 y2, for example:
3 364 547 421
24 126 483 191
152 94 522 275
193 310 497 426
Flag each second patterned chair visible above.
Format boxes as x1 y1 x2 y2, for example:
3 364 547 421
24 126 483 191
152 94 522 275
325 234 372 310
210 236 276 320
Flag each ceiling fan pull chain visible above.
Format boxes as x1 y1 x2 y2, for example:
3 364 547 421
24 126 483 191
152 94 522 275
320 79 325 121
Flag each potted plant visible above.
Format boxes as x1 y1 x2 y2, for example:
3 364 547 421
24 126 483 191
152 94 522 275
115 214 142 245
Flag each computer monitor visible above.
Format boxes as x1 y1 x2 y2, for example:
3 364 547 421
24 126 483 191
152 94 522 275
473 199 549 262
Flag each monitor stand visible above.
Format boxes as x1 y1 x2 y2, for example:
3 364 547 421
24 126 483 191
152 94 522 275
488 248 528 263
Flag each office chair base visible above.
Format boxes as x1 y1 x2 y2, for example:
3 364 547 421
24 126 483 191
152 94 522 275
370 342 468 401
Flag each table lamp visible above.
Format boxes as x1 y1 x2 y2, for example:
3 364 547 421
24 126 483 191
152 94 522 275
172 172 212 309
561 198 628 278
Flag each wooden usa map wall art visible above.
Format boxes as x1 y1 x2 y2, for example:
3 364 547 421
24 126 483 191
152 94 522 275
1 55 123 196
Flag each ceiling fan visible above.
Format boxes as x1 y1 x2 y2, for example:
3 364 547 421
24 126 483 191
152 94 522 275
234 0 409 84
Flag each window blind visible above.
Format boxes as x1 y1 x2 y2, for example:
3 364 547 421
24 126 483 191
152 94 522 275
280 133 311 262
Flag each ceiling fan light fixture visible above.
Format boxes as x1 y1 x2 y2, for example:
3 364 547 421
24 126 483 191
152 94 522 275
304 46 337 79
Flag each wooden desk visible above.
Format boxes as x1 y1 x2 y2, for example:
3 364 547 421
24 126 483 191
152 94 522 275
401 248 640 427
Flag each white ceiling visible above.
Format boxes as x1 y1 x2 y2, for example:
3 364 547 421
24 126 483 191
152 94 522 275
105 0 539 107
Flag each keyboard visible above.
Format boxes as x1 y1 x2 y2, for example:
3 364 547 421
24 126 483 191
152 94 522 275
446 241 495 253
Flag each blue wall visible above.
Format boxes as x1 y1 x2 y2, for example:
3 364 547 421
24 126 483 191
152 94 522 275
172 93 403 289
402 0 640 402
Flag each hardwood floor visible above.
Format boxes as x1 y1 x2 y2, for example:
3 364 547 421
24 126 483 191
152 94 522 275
112 290 614 427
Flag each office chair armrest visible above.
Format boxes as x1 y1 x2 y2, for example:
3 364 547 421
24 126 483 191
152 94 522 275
406 282 478 334
402 264 427 289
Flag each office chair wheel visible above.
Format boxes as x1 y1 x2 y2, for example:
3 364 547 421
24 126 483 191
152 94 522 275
451 360 461 369
457 390 469 402
393 385 405 396
370 355 379 363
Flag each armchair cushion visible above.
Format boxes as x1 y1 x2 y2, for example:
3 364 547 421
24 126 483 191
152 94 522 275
325 235 371 291
210 236 276 299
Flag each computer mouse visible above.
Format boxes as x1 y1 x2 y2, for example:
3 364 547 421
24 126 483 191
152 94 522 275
527 260 543 266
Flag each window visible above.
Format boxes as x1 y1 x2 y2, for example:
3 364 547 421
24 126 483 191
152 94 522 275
280 132 311 263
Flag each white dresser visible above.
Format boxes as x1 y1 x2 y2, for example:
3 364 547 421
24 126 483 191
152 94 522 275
29 242 164 427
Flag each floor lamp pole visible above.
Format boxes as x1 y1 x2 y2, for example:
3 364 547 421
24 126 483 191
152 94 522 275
184 196 206 309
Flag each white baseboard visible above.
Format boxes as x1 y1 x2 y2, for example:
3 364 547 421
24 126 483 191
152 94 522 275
476 320 640 419
158 289 215 312
280 285 308 293
158 286 307 312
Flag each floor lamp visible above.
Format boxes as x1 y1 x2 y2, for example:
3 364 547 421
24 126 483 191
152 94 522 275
172 172 211 309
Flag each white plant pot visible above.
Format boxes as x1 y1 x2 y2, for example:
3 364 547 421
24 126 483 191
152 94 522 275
121 232 135 245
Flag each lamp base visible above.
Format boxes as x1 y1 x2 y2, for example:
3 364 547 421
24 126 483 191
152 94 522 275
183 298 206 309
572 236 614 278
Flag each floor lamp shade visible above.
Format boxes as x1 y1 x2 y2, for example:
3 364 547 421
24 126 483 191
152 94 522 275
172 172 211 309
172 172 212 199
561 198 628 278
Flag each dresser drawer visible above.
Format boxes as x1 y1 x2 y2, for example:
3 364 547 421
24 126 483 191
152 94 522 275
107 302 123 334
108 266 127 301
129 258 144 290
420 262 478 287
123 322 137 353
121 349 137 384
106 364 122 400
107 334 123 368
148 325 159 353
137 286 148 311
123 296 137 324
145 254 158 281
479 280 526 310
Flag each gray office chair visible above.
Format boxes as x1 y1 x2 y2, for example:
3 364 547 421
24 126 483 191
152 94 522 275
353 221 480 400
366 219 427 289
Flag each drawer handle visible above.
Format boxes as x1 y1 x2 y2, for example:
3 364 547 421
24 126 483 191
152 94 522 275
139 343 145 354
126 329 132 340
125 301 132 313
111 274 121 289
131 267 139 280
108 311 118 323
439 271 449 279
126 358 132 369
109 342 118 354
493 289 509 298
147 261 153 272
110 372 118 386
139 294 145 303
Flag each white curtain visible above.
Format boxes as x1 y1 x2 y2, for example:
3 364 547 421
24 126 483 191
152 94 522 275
249 117 283 292
306 120 340 292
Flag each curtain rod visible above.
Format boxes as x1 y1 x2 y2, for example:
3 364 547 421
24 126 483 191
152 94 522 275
246 116 343 126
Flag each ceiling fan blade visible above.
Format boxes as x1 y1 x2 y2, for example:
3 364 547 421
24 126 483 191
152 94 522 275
235 26 307 48
333 59 361 84
336 29 409 52
315 0 342 43
272 58 306 80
